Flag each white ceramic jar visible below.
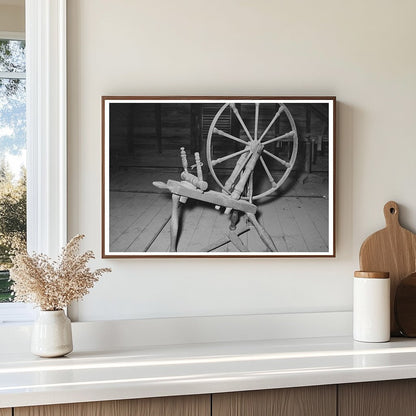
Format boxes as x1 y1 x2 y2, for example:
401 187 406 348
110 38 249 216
31 310 73 357
353 271 390 343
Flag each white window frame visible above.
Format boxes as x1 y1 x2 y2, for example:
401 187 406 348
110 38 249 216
26 0 67 256
0 0 67 324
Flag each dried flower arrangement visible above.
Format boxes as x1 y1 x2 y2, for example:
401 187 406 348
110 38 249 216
10 234 111 311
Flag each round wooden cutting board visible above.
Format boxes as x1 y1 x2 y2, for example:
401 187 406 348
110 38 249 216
359 201 416 336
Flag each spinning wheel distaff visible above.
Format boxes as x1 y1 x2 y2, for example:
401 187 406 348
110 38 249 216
153 102 299 253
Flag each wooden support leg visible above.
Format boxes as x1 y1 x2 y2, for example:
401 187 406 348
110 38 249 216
202 226 250 252
228 230 249 252
246 213 278 252
170 194 181 252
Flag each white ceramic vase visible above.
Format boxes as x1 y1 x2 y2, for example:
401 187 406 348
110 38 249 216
31 310 73 357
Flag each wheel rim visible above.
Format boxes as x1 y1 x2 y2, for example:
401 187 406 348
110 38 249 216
206 102 298 201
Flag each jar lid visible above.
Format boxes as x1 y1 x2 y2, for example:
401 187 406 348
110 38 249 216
354 271 389 279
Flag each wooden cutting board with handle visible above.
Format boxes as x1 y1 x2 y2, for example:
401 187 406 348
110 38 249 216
359 201 416 335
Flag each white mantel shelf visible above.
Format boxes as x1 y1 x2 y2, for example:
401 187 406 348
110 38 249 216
2 336 416 408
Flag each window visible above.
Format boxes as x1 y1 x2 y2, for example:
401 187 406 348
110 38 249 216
0 0 67 324
0 35 26 305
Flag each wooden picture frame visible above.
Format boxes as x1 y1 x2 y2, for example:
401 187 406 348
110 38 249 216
102 96 336 258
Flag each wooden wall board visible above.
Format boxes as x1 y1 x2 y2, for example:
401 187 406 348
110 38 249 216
15 395 210 416
212 386 336 416
109 102 329 171
0 409 12 416
338 380 416 416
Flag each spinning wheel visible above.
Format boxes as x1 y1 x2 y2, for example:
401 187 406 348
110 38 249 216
153 101 299 253
206 102 298 201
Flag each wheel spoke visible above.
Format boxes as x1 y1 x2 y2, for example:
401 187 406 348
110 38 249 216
263 149 291 169
230 103 253 141
211 148 250 166
259 106 284 142
254 103 259 141
213 127 248 146
262 130 295 146
259 156 277 188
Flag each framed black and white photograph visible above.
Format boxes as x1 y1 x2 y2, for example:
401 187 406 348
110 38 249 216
102 96 335 257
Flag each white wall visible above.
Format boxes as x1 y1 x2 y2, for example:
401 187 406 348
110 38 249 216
67 0 416 322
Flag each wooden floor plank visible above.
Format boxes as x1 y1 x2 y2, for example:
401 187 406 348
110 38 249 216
183 205 212 252
258 199 284 237
147 219 172 252
128 197 172 252
273 236 290 252
309 197 329 221
110 194 166 252
109 192 140 227
108 190 329 253
273 198 309 252
207 208 232 252
109 192 158 244
287 198 328 252
301 198 329 241
109 190 135 210
258 199 288 252
110 194 157 248
176 201 206 252
188 206 219 252
246 226 266 252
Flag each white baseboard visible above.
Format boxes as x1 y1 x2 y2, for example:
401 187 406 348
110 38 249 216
0 311 352 354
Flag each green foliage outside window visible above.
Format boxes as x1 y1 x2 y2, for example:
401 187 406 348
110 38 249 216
0 162 26 302
0 39 27 302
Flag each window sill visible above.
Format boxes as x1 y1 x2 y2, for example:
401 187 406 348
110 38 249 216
0 303 35 325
